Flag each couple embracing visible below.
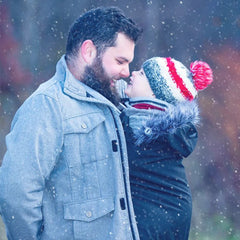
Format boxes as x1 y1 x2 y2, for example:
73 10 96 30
0 6 212 240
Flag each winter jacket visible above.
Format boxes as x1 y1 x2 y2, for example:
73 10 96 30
120 97 199 240
0 56 139 240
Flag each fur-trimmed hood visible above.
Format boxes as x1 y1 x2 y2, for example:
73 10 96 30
122 98 199 146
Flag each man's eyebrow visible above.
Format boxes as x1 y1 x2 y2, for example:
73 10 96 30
116 56 131 63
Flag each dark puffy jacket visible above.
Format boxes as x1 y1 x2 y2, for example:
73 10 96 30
120 98 199 240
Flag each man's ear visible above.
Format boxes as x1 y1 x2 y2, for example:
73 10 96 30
80 40 97 65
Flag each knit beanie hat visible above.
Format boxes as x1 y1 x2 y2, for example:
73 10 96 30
142 57 213 104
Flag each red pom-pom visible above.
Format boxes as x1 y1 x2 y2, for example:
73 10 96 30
190 61 213 91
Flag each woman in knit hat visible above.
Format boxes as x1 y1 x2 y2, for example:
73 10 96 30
120 57 213 240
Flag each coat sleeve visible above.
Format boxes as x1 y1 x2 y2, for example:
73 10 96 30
0 94 63 240
167 122 198 158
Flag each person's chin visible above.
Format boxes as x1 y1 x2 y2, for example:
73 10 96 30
124 87 131 96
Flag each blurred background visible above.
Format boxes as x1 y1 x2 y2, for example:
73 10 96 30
0 0 240 239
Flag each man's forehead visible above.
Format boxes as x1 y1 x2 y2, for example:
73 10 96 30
112 33 135 61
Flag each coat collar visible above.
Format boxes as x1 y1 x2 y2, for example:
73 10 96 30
123 98 200 146
55 55 120 113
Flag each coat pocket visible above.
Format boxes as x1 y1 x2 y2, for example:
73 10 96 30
64 198 114 240
63 112 105 135
63 112 110 165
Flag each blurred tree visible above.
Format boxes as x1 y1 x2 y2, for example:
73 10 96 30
0 4 32 91
198 45 240 224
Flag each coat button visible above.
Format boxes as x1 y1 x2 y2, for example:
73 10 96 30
112 140 118 152
144 127 152 135
85 210 92 218
81 122 87 129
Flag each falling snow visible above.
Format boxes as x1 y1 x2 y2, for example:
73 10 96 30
0 1 240 239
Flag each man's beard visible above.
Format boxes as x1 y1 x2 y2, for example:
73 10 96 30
81 57 120 106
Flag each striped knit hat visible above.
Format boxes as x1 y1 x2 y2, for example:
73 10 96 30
142 57 213 104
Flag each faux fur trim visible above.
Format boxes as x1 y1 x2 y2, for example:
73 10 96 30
126 100 199 146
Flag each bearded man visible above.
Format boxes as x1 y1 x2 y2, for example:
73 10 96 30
0 7 142 240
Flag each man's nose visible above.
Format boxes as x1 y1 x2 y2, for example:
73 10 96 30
120 66 130 78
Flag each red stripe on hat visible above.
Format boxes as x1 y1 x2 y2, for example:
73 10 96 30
166 57 194 101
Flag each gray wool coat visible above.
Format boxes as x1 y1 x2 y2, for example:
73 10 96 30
0 56 139 240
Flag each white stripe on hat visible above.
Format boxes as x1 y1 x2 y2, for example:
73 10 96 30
156 58 186 102
173 60 198 98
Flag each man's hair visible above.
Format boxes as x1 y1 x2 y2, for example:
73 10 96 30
65 6 142 61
